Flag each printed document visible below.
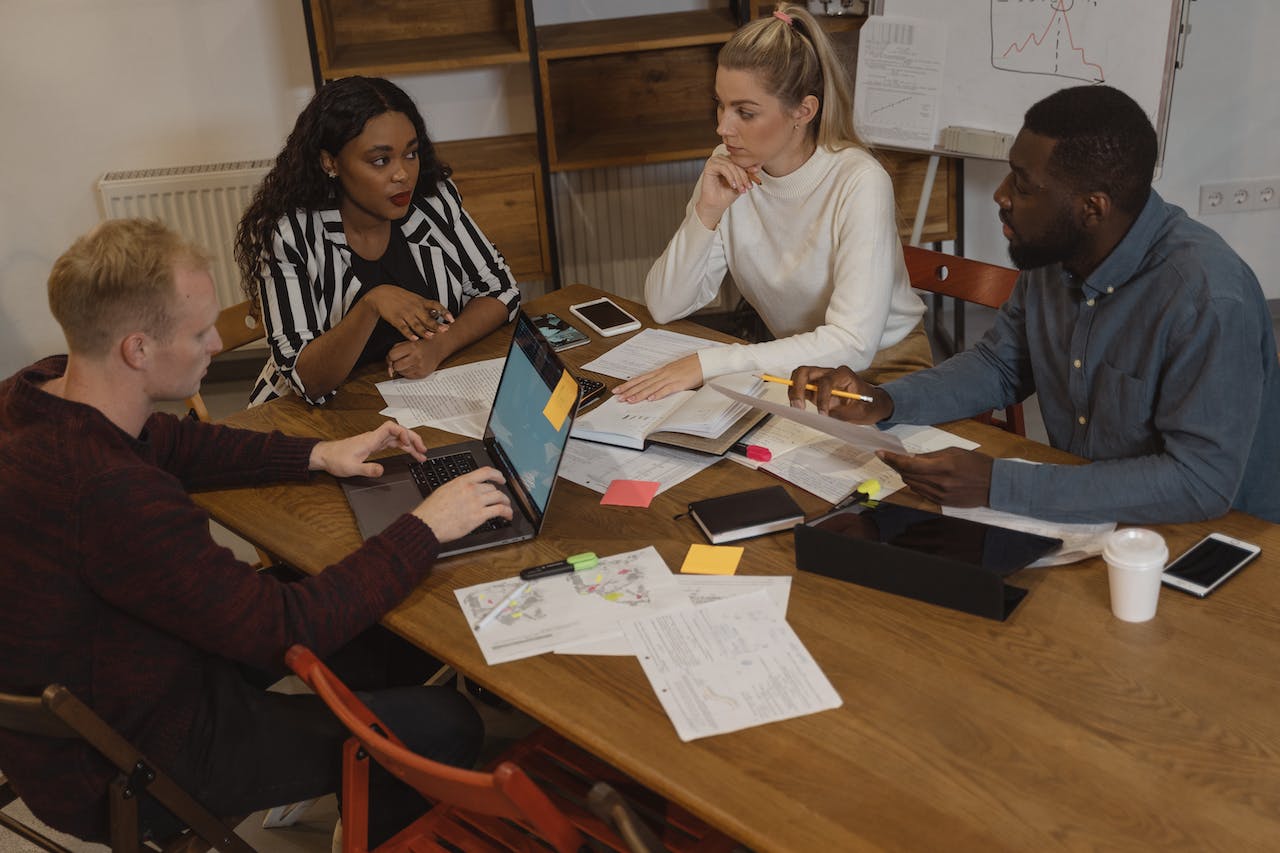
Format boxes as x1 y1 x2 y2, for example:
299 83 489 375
624 591 842 741
557 439 718 495
556 575 793 656
854 16 947 149
581 329 726 380
709 382 906 454
376 357 503 436
455 547 692 665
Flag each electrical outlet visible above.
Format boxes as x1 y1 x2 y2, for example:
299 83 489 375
1253 178 1280 211
1200 178 1280 214
1200 182 1231 214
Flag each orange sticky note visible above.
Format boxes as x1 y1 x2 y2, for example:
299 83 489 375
600 479 661 508
680 543 743 575
542 369 577 431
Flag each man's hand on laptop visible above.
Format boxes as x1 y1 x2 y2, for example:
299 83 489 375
309 421 428 478
413 468 513 542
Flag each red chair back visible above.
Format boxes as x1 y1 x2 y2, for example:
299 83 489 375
285 645 585 853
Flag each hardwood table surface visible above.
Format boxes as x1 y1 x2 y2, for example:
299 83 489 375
195 285 1280 852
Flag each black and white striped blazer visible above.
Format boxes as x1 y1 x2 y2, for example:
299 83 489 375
249 179 520 405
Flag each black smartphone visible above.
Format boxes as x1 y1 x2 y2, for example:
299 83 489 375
1160 533 1261 597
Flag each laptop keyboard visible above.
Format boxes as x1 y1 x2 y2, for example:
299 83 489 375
408 452 512 534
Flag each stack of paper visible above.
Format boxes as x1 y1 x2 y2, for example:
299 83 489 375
455 548 841 740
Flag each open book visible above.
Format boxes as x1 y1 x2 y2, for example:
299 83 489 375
571 373 767 455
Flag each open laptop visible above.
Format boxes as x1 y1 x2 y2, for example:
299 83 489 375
342 311 580 557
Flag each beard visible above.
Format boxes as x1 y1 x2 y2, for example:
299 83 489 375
1004 205 1084 271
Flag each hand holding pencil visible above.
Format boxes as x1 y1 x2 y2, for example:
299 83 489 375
777 366 894 424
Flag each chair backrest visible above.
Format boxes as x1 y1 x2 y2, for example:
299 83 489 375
903 245 1027 436
0 685 253 853
285 645 585 853
186 300 264 423
214 300 265 354
903 245 1019 310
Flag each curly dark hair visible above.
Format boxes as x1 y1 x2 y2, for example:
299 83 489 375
1023 85 1157 216
235 76 451 305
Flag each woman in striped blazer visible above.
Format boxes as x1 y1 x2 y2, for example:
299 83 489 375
235 76 520 405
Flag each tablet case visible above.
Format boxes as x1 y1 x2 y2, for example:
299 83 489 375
794 505 1061 621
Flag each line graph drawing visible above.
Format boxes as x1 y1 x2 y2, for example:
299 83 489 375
991 0 1106 83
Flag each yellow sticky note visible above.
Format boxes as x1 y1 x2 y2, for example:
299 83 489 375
542 369 577 431
680 544 744 576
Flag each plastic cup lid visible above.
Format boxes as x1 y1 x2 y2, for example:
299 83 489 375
1102 528 1169 571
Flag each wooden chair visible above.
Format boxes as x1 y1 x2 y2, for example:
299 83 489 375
0 685 252 853
185 300 263 423
286 645 735 853
903 245 1027 435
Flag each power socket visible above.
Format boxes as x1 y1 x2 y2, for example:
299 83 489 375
1254 178 1280 211
1200 177 1280 214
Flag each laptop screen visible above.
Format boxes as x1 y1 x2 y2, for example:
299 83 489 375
485 314 575 515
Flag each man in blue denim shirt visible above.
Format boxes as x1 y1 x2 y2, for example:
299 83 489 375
789 86 1280 524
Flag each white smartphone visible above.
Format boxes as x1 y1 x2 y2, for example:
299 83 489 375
1160 532 1260 598
569 297 641 337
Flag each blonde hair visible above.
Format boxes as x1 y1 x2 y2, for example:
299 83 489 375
718 2 864 151
48 219 210 357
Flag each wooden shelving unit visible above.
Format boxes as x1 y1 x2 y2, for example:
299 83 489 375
308 0 528 77
434 135 549 283
304 0 553 283
302 0 958 281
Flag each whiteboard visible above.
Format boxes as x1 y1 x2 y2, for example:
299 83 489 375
864 0 1186 163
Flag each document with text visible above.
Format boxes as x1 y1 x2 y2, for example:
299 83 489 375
556 575 793 656
624 591 842 741
376 357 503 436
580 329 726 380
455 547 692 665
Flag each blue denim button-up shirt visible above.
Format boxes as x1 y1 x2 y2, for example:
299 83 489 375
885 191 1280 523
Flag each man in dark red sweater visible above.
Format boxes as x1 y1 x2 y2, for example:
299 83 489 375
0 219 513 842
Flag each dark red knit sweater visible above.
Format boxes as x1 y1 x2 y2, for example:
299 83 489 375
0 357 440 840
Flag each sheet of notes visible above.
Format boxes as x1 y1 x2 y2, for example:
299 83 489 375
623 591 842 741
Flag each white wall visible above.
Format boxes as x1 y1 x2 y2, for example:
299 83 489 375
962 0 1280 302
0 1 315 375
2 1 1276 377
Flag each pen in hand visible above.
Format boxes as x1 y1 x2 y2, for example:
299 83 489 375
758 374 873 404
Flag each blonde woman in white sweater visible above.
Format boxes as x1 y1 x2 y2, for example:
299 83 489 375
615 3 930 403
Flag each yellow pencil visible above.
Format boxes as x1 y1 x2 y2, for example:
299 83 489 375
759 373 874 404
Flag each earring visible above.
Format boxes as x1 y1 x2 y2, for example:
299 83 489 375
326 170 337 179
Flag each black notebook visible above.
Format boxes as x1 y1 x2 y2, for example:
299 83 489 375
688 486 805 544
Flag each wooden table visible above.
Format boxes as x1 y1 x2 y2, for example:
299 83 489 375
196 285 1280 851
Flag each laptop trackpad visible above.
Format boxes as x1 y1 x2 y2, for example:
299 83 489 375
347 478 420 538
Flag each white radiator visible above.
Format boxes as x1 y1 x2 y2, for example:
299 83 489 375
550 160 737 311
97 160 271 313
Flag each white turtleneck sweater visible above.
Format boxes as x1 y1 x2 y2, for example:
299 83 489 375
645 144 925 380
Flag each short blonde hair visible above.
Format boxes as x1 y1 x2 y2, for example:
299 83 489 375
48 219 210 357
719 2 864 151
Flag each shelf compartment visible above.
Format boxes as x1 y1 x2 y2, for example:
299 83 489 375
537 9 739 60
435 135 550 280
880 150 957 243
541 43 722 171
310 0 528 78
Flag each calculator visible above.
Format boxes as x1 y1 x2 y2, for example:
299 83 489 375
576 376 606 411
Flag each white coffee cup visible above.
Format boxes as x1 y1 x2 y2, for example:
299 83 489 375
1102 528 1169 622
